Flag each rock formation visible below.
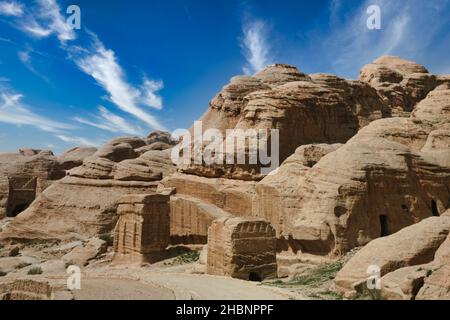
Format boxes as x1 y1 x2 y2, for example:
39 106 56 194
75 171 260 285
0 132 176 242
180 64 386 180
207 217 277 281
252 82 450 256
359 55 448 117
0 56 448 295
113 193 171 264
335 210 450 300
0 279 53 300
0 147 96 219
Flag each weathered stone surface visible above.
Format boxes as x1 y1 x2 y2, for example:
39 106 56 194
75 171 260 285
334 214 450 298
207 217 277 281
253 83 450 256
62 237 107 267
0 133 176 242
0 279 53 300
57 147 97 170
181 65 385 180
169 195 230 245
0 147 94 219
113 193 170 264
359 56 439 116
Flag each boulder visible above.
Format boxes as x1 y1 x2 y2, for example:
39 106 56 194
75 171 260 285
335 213 450 299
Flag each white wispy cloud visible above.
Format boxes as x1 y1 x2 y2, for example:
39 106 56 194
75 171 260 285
241 19 273 75
74 105 145 136
0 1 23 17
140 78 164 110
1 0 166 136
322 0 450 77
55 134 101 147
73 35 166 130
0 90 73 133
20 0 75 41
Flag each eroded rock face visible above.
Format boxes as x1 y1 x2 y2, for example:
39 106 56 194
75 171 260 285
253 83 450 256
113 193 170 264
335 211 450 300
0 133 176 242
359 55 440 117
0 148 96 219
0 279 53 300
206 217 277 281
180 65 385 180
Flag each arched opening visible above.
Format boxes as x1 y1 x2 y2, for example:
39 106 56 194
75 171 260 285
248 272 262 282
8 203 30 217
379 215 389 237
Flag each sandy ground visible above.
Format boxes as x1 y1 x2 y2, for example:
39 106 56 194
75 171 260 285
74 266 304 300
71 278 175 300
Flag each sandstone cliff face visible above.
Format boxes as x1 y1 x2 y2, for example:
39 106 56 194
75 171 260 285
359 55 444 117
0 148 96 219
181 64 386 180
335 210 450 300
253 83 450 256
0 133 176 242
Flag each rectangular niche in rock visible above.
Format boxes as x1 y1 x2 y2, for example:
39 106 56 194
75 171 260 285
112 193 170 265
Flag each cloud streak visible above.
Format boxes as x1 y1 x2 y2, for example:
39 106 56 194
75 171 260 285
321 0 450 77
0 1 23 17
20 0 75 41
73 35 166 130
0 90 73 133
74 105 145 136
241 19 273 75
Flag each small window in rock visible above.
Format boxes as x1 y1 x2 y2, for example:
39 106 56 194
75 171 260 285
431 200 440 217
379 215 389 237
248 272 262 282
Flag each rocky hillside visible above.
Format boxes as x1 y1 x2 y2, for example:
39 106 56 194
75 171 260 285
0 55 449 300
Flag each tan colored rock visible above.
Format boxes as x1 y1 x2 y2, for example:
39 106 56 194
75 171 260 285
169 195 230 245
62 237 107 267
380 265 431 300
359 56 439 116
57 147 97 170
112 193 170 264
334 216 450 296
416 265 450 300
253 84 450 256
182 66 385 180
0 134 176 242
207 217 277 281
0 147 93 219
0 279 53 300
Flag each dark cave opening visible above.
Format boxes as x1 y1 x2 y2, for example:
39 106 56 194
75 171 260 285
8 203 30 217
431 199 440 217
379 215 389 237
248 272 262 282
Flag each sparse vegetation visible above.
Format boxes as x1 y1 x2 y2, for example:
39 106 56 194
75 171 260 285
16 262 32 269
164 251 200 266
264 249 360 300
352 288 383 300
27 266 43 275
99 233 114 247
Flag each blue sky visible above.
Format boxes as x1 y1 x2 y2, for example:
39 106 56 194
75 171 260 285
0 0 449 154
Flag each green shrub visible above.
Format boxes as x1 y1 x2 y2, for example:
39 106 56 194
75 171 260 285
27 267 43 275
99 233 114 247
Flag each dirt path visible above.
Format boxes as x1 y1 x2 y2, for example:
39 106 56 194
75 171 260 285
72 278 175 300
